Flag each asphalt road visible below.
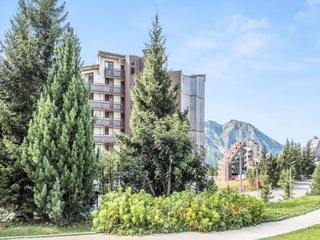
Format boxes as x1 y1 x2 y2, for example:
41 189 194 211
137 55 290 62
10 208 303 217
245 179 313 201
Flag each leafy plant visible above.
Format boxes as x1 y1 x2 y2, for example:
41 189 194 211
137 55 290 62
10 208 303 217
92 188 264 235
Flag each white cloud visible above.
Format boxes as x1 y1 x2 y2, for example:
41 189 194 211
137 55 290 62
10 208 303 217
294 0 320 22
233 32 273 55
228 15 269 34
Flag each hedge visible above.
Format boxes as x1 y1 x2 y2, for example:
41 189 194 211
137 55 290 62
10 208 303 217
92 188 264 235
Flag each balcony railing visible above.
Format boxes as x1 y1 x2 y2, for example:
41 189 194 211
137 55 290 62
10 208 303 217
105 67 125 78
90 101 125 111
93 135 116 143
95 118 124 127
86 82 124 94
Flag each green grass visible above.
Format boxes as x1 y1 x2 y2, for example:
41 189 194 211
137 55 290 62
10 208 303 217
263 196 320 221
0 222 92 237
260 224 320 240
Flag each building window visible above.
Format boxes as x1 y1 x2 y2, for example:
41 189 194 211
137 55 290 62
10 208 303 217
104 127 109 135
104 94 110 102
121 128 125 133
88 73 93 83
121 113 125 119
121 97 124 103
89 93 93 100
105 111 110 118
130 60 135 75
104 143 113 151
91 110 94 117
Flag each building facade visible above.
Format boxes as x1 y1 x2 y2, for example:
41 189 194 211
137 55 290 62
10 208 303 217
310 136 320 161
217 140 259 182
82 50 205 151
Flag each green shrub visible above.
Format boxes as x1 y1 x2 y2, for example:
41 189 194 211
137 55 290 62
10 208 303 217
92 188 264 235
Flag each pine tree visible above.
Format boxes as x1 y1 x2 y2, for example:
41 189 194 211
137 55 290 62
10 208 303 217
268 154 280 188
259 172 273 202
21 26 97 223
118 14 207 196
0 0 66 220
310 164 320 195
301 141 316 178
279 169 291 200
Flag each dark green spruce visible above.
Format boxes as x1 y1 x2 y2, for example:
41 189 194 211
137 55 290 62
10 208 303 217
117 14 209 197
21 26 97 224
0 0 66 220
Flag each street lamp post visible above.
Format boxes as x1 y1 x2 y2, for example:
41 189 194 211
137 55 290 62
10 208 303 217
289 166 292 198
239 151 242 192
256 166 259 199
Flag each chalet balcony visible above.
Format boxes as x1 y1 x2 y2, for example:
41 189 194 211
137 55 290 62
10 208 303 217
105 67 125 78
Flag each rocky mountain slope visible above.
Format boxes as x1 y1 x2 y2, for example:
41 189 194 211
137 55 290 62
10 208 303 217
205 120 283 165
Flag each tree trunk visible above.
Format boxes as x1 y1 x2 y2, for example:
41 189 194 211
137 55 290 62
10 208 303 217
167 161 172 196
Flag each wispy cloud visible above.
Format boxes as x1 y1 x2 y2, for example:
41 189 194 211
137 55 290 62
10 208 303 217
294 0 320 22
228 15 269 34
232 32 273 55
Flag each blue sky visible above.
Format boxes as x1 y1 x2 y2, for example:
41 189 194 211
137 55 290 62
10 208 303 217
1 0 320 145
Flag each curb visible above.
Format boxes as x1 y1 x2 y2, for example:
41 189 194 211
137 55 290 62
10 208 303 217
0 232 97 240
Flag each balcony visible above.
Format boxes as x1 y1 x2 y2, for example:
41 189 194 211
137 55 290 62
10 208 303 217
90 101 125 111
105 67 125 78
87 82 124 94
93 135 116 143
95 118 125 127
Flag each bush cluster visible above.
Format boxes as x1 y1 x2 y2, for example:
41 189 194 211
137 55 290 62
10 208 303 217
92 188 264 235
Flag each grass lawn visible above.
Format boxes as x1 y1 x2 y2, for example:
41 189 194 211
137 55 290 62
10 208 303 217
0 222 92 237
217 179 254 191
263 195 320 221
260 224 320 240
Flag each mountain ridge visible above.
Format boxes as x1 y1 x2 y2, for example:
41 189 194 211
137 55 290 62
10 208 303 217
205 119 283 165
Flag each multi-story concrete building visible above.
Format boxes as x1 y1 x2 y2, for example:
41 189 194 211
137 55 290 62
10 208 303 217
310 136 320 161
217 140 259 182
82 50 205 151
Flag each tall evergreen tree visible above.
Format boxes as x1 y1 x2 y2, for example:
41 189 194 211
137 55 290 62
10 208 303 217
301 141 316 178
117 14 208 196
21 26 96 223
268 154 280 187
279 169 291 200
0 0 66 220
259 172 273 203
310 164 320 196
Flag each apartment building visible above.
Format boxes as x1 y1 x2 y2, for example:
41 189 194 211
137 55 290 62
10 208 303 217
310 136 320 161
217 140 259 182
82 50 205 151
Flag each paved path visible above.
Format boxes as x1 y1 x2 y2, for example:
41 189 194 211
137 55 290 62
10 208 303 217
246 179 313 202
3 180 316 240
7 208 320 240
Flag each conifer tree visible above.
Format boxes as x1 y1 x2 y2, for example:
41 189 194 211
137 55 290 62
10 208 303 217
118 14 208 196
268 154 280 187
301 141 316 178
310 164 320 195
259 172 273 202
21 26 96 223
0 0 66 220
279 169 291 200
